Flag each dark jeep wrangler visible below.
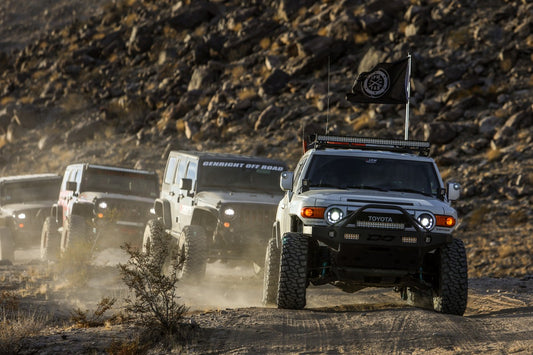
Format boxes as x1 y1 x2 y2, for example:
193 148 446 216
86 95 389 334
263 135 468 315
40 163 159 261
0 174 61 263
143 151 287 279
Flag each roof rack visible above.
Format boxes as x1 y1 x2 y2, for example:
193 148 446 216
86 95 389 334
306 134 431 156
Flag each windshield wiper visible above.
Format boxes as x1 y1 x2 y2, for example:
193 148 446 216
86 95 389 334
308 183 346 189
389 188 432 197
344 185 389 192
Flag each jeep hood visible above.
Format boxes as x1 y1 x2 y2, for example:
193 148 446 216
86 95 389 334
0 200 56 214
197 190 283 206
302 188 451 213
79 191 154 203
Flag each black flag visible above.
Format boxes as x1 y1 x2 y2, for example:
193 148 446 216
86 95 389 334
346 58 409 104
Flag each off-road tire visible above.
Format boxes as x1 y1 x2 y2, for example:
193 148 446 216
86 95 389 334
277 232 308 310
262 238 280 306
432 238 468 315
177 225 207 281
40 217 60 262
0 227 15 264
142 219 173 273
61 215 90 254
142 219 166 254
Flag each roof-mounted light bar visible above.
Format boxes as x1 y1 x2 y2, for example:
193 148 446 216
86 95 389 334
306 134 431 156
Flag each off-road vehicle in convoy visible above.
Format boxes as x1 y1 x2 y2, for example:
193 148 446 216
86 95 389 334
0 174 62 263
263 135 467 315
40 164 159 261
143 151 287 279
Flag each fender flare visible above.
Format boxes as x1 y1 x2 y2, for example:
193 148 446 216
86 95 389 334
154 198 172 230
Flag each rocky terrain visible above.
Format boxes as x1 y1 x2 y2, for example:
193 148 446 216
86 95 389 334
1 0 531 279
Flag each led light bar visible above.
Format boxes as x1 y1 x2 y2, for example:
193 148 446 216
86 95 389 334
307 134 431 156
356 221 405 230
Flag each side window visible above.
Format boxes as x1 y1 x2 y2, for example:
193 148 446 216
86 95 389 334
164 157 178 184
175 159 187 184
186 161 197 180
61 169 72 190
293 157 308 188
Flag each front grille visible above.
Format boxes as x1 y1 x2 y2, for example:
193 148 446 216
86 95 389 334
225 204 277 229
98 199 152 222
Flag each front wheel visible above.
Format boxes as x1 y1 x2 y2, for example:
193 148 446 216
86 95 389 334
61 215 91 255
41 217 60 262
432 238 468 315
0 227 15 264
262 238 280 306
176 225 207 281
277 232 308 310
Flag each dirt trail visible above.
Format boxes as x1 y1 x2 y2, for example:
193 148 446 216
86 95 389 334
4 250 533 354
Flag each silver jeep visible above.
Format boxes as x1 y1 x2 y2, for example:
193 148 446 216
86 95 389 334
263 135 468 315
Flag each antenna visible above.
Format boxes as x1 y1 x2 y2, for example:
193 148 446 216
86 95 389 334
325 55 331 135
404 53 412 140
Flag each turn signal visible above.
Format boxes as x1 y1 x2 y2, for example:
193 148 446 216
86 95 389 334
301 207 325 219
436 215 456 227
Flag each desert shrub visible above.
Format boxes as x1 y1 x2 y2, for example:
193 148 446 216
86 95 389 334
119 236 188 337
0 293 48 354
70 297 117 328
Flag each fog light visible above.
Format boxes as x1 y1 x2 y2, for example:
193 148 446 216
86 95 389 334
402 236 417 244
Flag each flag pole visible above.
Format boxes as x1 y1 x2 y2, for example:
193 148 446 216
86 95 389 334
404 53 412 140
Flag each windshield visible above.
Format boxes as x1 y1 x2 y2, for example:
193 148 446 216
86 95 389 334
81 168 158 198
0 180 60 205
305 155 441 196
198 160 285 194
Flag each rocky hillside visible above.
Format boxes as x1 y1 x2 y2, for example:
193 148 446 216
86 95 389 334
0 0 531 277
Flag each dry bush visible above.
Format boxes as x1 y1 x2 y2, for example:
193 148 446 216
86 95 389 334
486 148 501 162
0 293 48 354
70 297 117 328
119 236 188 337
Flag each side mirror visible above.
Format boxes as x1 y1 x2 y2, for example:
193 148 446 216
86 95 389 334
180 178 192 191
447 182 461 201
66 181 77 191
280 171 294 191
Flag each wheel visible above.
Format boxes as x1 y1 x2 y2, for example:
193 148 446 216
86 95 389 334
142 219 165 254
277 232 308 310
176 225 207 281
142 219 172 273
432 238 468 315
262 238 280 306
0 227 15 264
61 215 90 255
40 217 60 262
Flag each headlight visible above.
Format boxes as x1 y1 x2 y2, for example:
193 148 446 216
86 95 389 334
417 213 435 230
224 208 235 217
326 207 344 224
17 213 26 219
98 201 108 209
150 207 156 215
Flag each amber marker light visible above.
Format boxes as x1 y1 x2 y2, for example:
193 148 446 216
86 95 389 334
19 223 24 228
436 215 456 227
223 222 231 228
301 207 325 219
97 213 104 219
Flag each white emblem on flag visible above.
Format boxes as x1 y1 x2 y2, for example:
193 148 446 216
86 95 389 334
362 69 390 98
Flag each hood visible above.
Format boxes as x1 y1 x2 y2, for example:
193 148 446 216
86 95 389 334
302 188 450 213
197 190 283 206
0 200 56 214
79 191 155 204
